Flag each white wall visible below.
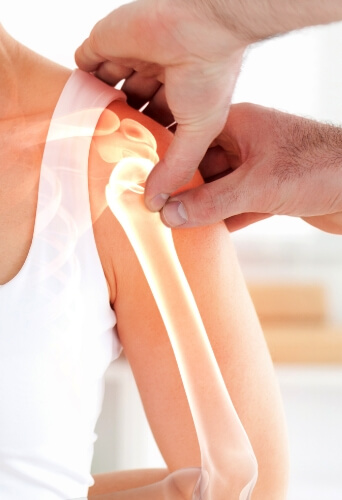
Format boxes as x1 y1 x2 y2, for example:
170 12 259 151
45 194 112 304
278 365 342 500
1 0 131 68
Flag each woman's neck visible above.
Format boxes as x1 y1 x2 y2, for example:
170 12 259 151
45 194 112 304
0 24 72 195
0 25 24 119
0 24 72 149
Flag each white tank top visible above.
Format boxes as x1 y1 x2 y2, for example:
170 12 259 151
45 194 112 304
0 70 124 499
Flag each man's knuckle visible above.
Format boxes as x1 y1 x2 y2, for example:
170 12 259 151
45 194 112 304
88 24 102 56
193 183 221 221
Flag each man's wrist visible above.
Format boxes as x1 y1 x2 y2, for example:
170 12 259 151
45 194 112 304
187 0 342 43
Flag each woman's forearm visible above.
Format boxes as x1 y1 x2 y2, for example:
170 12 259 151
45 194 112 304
89 469 169 496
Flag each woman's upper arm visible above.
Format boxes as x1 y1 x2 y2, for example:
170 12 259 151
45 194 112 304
106 102 288 497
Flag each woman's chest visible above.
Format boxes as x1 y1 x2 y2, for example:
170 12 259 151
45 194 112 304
0 153 40 285
0 139 116 298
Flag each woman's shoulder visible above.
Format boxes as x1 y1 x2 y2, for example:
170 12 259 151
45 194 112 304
88 99 173 305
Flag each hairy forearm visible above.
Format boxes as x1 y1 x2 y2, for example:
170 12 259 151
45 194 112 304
188 0 342 42
89 469 169 497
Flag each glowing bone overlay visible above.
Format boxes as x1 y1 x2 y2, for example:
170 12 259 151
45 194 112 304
94 111 258 499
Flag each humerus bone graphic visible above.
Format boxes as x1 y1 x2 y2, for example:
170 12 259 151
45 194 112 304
105 153 258 499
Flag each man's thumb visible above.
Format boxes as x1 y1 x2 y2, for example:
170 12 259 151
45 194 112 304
144 126 219 212
161 170 250 228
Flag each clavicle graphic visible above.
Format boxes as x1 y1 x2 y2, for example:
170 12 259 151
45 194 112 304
91 111 258 499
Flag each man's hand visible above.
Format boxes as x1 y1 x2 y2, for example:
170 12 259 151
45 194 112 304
161 103 342 234
75 0 342 222
75 0 247 211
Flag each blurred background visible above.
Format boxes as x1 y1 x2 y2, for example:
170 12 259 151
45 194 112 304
3 2 342 498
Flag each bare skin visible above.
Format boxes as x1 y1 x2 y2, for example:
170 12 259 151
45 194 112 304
75 0 342 226
1 26 289 499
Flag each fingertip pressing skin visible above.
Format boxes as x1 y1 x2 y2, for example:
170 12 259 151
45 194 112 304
162 201 188 227
148 192 170 212
144 125 226 215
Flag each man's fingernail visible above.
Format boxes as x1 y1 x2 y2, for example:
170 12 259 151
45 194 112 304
162 201 188 227
148 193 169 212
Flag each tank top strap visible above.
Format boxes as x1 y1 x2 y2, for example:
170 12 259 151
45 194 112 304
36 69 126 238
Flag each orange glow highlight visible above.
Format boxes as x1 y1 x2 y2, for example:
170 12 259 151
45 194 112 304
89 111 258 499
